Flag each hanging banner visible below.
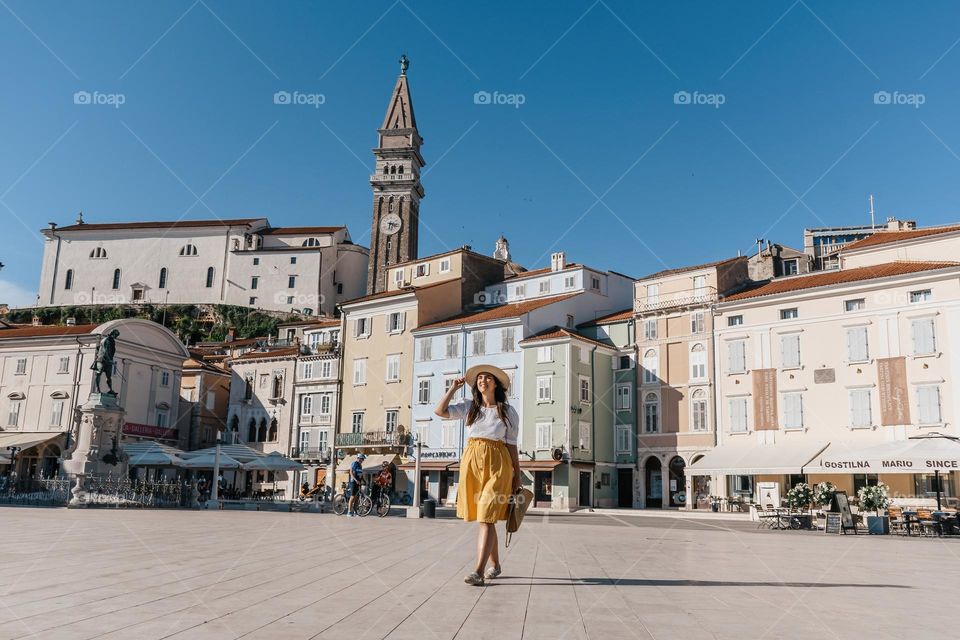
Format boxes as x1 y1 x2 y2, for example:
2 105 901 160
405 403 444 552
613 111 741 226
752 368 778 430
877 357 910 426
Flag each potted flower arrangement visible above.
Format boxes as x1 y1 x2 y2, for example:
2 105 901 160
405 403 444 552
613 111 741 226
858 482 891 534
785 483 815 529
813 482 836 509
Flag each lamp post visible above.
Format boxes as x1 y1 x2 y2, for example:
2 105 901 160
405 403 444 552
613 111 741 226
5 446 21 485
210 429 222 503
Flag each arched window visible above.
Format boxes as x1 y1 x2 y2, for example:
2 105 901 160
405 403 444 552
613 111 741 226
247 418 257 443
64 269 74 290
89 247 107 259
301 238 320 247
691 389 708 432
390 165 396 174
257 418 267 442
158 267 167 289
112 268 121 290
382 165 389 175
398 165 404 175
205 267 214 288
388 196 394 213
271 374 283 399
644 393 660 433
268 418 278 442
230 415 239 433
690 343 706 380
642 349 658 384
179 243 198 257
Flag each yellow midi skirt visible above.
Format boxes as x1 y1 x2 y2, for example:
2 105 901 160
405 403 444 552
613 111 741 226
457 438 513 524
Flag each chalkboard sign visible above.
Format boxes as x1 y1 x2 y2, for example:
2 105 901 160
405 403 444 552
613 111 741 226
824 513 842 534
830 491 857 534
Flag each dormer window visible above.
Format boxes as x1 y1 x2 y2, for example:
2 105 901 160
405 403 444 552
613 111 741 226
302 238 320 247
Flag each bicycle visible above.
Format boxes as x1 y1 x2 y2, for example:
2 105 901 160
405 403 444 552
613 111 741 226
371 485 391 517
333 482 372 516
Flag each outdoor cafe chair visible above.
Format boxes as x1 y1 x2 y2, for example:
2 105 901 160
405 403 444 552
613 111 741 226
916 509 937 537
887 506 907 536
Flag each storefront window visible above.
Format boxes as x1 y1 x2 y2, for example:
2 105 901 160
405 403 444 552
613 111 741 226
732 475 752 496
914 474 953 498
853 474 878 495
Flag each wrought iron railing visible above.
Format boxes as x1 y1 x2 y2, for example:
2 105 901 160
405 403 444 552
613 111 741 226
0 475 190 508
635 286 717 313
335 430 412 448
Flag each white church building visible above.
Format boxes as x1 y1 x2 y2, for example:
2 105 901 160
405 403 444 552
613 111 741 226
36 216 369 316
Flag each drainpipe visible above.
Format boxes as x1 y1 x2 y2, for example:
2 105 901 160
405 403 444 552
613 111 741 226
285 353 297 499
329 310 347 494
565 342 572 509
590 344 597 506
628 317 639 506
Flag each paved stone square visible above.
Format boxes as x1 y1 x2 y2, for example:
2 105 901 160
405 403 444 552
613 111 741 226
0 508 956 640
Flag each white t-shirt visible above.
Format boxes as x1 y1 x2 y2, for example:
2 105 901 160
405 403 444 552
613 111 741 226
447 400 519 445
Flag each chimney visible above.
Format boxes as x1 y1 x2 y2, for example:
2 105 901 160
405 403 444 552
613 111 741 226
551 251 566 272
48 222 57 231
885 217 918 231
65 317 76 326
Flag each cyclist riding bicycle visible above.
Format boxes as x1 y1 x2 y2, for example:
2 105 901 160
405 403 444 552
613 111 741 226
347 453 365 517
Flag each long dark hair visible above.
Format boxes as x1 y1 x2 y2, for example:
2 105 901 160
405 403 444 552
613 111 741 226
466 375 512 429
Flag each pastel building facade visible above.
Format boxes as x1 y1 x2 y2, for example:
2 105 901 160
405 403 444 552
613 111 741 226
0 319 189 478
696 254 960 506
634 257 750 509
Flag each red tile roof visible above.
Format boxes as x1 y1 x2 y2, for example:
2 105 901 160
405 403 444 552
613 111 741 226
841 224 960 252
51 218 263 232
339 280 453 306
639 256 745 281
723 261 960 301
577 308 633 328
261 226 344 235
520 326 616 350
416 293 581 331
0 324 98 339
230 346 299 362
504 263 582 280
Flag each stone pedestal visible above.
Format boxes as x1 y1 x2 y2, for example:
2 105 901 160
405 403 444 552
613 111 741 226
61 393 128 507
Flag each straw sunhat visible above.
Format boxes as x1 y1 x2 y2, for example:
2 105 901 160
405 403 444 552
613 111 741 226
465 364 510 392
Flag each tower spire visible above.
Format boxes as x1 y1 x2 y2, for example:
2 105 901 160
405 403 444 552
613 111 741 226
366 58 426 294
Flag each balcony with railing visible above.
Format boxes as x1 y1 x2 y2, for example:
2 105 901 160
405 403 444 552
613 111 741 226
291 447 332 462
299 413 333 426
335 430 412 449
635 286 717 313
369 172 418 183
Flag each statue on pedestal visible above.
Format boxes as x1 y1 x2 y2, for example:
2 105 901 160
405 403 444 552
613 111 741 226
91 329 120 395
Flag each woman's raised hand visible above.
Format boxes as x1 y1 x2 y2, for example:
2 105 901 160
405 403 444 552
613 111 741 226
451 377 466 391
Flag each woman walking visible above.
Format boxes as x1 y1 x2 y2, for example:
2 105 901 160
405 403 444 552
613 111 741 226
435 364 522 586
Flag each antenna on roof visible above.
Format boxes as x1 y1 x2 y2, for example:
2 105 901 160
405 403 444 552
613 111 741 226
868 194 875 228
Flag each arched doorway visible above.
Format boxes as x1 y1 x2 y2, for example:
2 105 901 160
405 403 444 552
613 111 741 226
691 454 711 509
668 456 686 508
644 457 662 508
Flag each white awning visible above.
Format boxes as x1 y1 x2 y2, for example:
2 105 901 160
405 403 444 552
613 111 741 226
807 434 960 474
688 439 829 476
0 432 64 461
336 454 400 473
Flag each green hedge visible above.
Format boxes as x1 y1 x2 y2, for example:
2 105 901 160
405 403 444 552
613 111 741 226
5 304 298 344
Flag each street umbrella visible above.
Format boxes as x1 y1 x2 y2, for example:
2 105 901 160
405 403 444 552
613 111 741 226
243 452 303 497
123 442 185 467
241 452 304 472
180 451 242 469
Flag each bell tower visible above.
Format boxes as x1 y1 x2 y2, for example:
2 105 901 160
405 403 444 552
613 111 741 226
367 54 425 294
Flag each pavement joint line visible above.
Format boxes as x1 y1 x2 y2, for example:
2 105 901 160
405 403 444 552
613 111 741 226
141 524 438 640
224 526 459 640
1 518 393 627
7 523 425 639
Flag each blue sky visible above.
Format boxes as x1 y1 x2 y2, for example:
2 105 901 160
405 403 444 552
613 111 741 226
3 1 960 306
